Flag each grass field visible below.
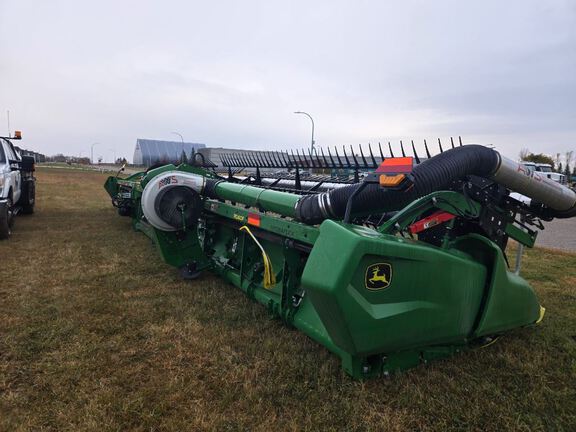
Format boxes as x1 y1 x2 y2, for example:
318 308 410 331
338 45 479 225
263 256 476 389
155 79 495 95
1 168 575 431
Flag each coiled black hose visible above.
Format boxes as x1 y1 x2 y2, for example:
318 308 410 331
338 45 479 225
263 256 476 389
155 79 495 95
295 145 500 224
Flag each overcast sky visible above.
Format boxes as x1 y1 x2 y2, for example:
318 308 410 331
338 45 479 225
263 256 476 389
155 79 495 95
1 0 574 162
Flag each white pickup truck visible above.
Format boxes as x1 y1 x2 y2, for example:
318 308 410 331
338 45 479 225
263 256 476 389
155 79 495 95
0 132 36 239
522 162 566 184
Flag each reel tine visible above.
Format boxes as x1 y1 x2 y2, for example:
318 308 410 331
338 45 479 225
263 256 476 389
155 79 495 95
334 146 344 168
241 152 251 168
359 143 368 168
320 147 330 168
343 145 352 168
438 138 444 153
269 151 277 168
273 151 284 168
315 148 323 168
350 144 359 167
264 151 274 168
295 148 304 168
400 140 406 157
378 142 385 161
327 146 337 168
280 151 291 168
424 139 432 158
318 149 325 168
368 143 377 167
254 152 264 168
259 152 268 167
266 151 274 168
314 148 322 168
305 147 312 167
307 147 316 168
411 140 421 164
245 152 255 167
288 151 296 168
459 136 463 146
303 148 312 168
265 151 274 168
246 152 255 168
291 149 299 168
450 137 455 149
388 142 395 157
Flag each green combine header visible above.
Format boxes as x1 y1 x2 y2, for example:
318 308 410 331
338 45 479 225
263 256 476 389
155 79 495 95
105 141 576 378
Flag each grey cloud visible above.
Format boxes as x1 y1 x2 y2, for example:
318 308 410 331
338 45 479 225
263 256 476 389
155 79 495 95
0 0 574 161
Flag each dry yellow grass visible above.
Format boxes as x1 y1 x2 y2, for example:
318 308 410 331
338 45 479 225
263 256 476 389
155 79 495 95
1 167 575 431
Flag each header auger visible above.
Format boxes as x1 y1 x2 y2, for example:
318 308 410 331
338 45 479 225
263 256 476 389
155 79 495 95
105 140 576 379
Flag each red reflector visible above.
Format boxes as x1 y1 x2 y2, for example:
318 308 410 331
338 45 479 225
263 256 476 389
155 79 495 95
247 213 261 227
409 211 455 234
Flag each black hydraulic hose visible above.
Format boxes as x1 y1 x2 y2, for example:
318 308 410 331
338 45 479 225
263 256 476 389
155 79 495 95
294 145 500 225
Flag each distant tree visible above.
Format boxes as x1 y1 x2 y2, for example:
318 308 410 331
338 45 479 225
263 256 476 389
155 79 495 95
519 148 530 160
52 153 66 162
573 165 576 176
522 153 555 167
180 149 188 164
558 162 563 173
565 151 574 177
97 156 103 164
554 153 562 169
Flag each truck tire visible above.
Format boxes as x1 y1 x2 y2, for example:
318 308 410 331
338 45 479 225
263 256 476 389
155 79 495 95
0 199 13 239
19 180 35 214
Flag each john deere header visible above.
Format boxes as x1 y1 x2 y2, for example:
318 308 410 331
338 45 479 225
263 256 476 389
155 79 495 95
104 142 576 379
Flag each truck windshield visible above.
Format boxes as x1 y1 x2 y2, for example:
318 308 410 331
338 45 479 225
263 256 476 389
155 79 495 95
0 140 6 163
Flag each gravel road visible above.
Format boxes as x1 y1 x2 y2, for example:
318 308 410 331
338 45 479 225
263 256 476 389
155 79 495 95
536 218 576 252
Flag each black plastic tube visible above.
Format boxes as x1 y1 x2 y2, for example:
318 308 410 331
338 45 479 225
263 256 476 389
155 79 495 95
295 145 499 225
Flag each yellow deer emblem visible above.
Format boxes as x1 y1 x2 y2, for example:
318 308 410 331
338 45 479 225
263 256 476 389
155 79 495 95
365 263 392 290
369 267 389 284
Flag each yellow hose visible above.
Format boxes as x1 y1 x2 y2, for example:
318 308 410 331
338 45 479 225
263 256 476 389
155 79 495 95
536 305 546 324
239 226 276 289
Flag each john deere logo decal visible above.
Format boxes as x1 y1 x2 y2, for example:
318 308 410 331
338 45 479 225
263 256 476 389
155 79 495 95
365 263 392 290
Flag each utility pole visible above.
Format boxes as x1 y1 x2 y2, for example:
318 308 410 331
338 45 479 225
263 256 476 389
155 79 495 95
172 131 185 161
294 111 315 154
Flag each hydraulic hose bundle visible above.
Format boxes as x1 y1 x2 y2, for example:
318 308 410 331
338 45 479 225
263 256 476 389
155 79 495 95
294 145 576 224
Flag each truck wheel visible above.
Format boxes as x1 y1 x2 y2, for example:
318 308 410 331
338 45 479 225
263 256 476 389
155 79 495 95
0 199 13 239
20 180 36 214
